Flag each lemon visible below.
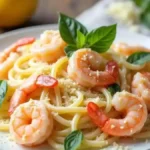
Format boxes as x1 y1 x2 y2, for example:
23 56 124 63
0 0 38 28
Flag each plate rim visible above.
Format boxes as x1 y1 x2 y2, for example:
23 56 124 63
0 24 57 40
0 24 150 41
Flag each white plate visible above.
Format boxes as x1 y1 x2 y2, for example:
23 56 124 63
0 25 150 150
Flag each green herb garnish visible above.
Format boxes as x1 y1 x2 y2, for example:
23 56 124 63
76 30 86 48
107 83 121 95
86 24 116 52
64 130 83 150
59 13 117 57
0 80 8 106
59 13 88 45
64 45 77 57
127 52 150 65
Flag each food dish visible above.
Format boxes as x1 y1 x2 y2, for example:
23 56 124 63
1 14 150 150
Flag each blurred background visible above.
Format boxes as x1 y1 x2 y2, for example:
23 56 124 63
32 0 99 24
0 0 98 31
0 0 150 35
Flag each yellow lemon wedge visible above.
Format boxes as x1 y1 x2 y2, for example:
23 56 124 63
0 0 38 28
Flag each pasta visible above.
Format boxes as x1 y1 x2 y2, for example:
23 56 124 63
0 15 150 150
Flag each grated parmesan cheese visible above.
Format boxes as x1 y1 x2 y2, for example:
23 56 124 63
107 0 141 26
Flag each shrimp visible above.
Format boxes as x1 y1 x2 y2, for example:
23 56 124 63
9 100 53 146
0 37 35 79
87 91 147 136
68 48 119 87
111 43 150 56
8 74 58 115
132 72 150 111
0 37 35 63
31 30 66 63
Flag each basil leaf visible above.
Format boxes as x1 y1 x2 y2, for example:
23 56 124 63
59 13 88 45
65 45 77 57
0 80 8 106
64 130 83 150
107 83 121 96
59 13 117 56
86 24 116 53
127 52 150 65
77 30 86 48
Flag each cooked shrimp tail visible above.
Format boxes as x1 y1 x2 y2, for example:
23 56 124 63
87 91 147 136
87 102 108 128
9 75 58 115
14 37 35 48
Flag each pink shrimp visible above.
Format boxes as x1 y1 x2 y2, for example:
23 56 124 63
31 30 66 63
8 74 58 115
111 43 150 56
10 100 53 146
87 91 147 136
0 37 35 79
132 72 150 111
68 48 119 87
0 37 35 63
